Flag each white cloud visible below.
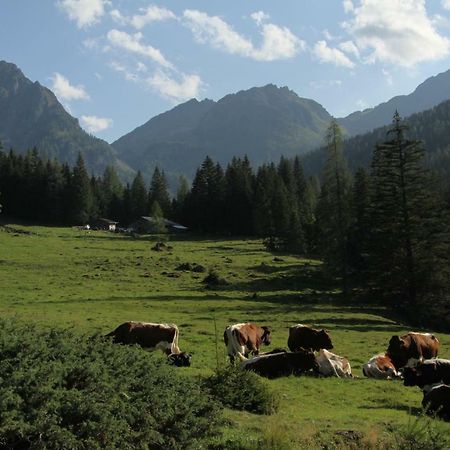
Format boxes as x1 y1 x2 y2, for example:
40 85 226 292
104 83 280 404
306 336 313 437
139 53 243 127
83 37 101 50
339 40 360 59
108 60 139 82
110 5 176 29
442 0 450 11
343 0 450 67
106 29 172 68
57 0 109 28
51 73 90 101
183 9 304 61
382 68 393 86
250 11 270 26
81 115 113 133
313 40 355 68
343 0 354 13
130 5 176 29
146 70 203 102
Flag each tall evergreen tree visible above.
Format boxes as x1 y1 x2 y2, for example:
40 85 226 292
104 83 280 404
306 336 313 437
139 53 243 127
148 167 172 218
316 119 352 292
69 153 92 224
368 112 447 306
130 171 148 220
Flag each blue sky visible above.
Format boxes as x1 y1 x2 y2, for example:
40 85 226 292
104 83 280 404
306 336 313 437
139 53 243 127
2 0 450 143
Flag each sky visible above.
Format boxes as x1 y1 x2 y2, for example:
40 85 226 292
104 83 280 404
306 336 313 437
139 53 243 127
2 0 450 143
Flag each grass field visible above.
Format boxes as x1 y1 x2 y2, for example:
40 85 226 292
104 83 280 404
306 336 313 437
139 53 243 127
1 224 449 447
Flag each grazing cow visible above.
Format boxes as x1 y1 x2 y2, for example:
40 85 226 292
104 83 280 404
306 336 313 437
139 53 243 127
223 323 271 361
288 324 333 352
240 349 318 379
403 359 450 388
106 321 191 366
422 384 450 420
316 349 352 378
387 332 439 370
362 354 400 380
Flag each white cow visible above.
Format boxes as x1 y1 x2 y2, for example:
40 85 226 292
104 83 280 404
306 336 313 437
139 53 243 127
316 349 352 378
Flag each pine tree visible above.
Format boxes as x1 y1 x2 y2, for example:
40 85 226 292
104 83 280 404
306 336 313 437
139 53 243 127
130 171 148 220
368 112 447 306
150 200 167 234
148 167 172 218
69 153 92 224
316 119 352 292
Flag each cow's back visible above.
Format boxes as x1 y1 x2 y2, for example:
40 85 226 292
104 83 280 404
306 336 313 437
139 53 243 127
410 333 439 359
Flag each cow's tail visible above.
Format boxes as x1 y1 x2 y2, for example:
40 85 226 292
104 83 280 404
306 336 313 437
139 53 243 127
171 325 181 354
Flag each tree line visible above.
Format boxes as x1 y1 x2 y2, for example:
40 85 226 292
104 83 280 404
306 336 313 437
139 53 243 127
1 114 449 324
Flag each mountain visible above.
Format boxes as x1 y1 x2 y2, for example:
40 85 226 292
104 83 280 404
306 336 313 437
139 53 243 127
337 69 450 136
0 61 133 179
112 84 333 178
302 99 450 179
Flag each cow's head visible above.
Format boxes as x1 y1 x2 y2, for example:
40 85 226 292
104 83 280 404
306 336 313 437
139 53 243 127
261 326 272 346
319 329 333 350
387 335 409 369
402 367 420 386
168 352 192 367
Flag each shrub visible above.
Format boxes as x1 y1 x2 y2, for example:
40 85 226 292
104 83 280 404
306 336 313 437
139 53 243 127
393 413 450 450
203 270 228 287
0 320 221 449
204 365 279 415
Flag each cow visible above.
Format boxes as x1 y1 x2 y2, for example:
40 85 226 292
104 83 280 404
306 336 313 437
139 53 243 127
240 349 318 379
422 384 450 420
106 321 191 366
362 354 401 380
386 332 439 370
403 359 450 389
316 349 352 378
223 323 271 362
288 324 333 352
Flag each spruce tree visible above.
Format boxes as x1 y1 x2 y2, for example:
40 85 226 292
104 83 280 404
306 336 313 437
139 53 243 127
368 112 447 306
148 167 172 218
69 153 92 224
316 119 352 292
130 171 148 220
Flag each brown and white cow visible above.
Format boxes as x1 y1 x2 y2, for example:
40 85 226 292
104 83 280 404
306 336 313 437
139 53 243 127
316 349 353 378
386 332 439 370
288 324 333 352
224 323 271 361
240 349 318 379
106 321 191 367
362 354 401 380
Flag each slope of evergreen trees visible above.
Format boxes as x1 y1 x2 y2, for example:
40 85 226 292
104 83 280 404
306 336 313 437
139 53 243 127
1 112 449 326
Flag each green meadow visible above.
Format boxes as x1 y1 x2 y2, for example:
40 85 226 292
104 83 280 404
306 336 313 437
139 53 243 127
1 224 449 447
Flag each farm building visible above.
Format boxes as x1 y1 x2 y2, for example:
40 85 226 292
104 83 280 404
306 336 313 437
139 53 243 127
92 218 119 231
130 216 188 234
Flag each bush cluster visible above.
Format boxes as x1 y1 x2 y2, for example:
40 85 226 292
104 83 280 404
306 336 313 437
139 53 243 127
0 320 220 449
204 365 279 415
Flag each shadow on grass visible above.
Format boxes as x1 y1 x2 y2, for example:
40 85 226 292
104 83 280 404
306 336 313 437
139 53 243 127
362 404 422 416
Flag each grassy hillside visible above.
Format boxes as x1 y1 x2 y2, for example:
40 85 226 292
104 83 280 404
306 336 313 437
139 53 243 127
1 225 449 447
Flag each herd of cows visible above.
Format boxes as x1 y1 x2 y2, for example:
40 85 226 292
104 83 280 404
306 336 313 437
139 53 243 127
106 321 450 420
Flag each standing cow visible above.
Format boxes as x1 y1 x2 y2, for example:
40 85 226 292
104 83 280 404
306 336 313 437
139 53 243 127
386 332 439 370
106 321 192 367
224 323 271 361
288 324 333 352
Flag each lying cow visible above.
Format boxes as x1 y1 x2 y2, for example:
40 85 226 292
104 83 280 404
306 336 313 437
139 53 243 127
387 332 439 370
362 354 400 380
240 349 318 379
106 321 191 367
316 349 352 378
403 359 450 388
422 384 450 420
224 323 271 361
288 324 333 352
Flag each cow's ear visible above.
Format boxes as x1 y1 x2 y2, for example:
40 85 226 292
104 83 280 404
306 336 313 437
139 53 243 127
389 335 400 345
263 326 272 332
320 329 328 335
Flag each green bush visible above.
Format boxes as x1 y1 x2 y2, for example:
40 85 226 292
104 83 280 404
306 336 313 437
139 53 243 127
0 320 221 449
204 365 279 415
393 413 450 450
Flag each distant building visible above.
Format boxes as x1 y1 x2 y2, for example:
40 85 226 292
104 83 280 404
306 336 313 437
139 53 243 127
92 218 119 231
130 216 188 234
